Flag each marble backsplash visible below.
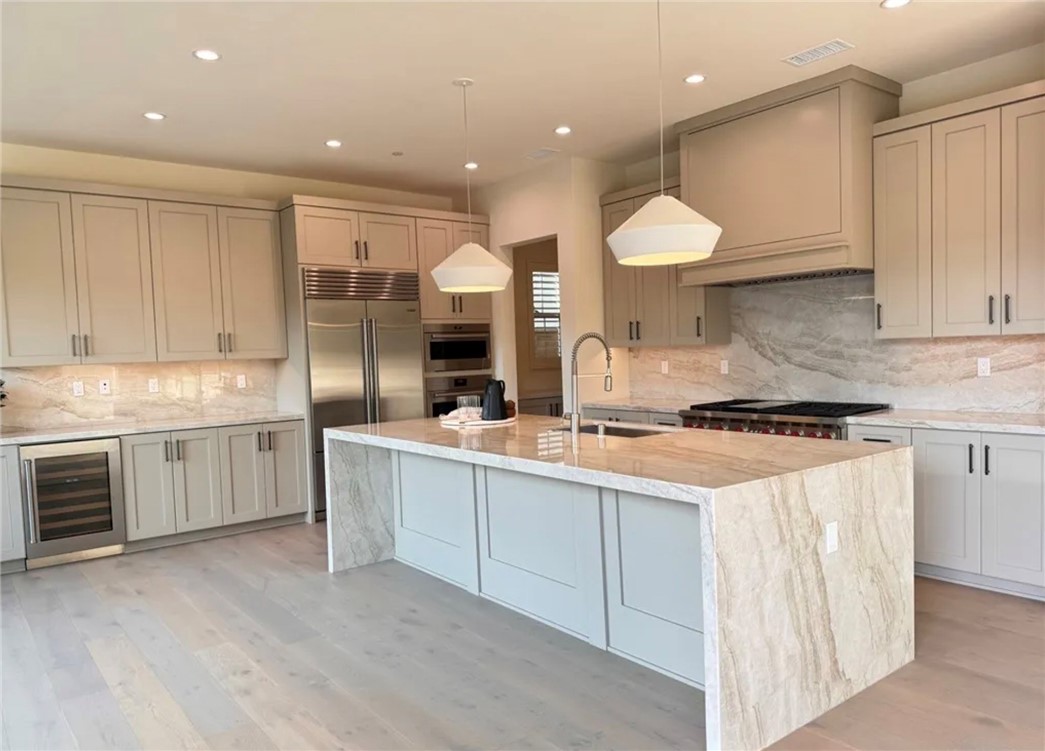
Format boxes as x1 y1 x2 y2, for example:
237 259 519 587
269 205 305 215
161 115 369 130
630 275 1045 413
0 360 278 429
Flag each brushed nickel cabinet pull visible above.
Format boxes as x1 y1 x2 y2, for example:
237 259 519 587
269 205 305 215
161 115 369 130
163 440 170 463
988 295 995 325
628 321 634 341
218 332 224 353
225 332 233 353
354 240 360 260
267 431 273 451
876 303 883 330
82 334 89 356
458 296 463 314
363 240 369 261
984 444 991 476
175 440 182 462
72 334 79 357
257 431 263 452
696 316 702 337
636 320 641 340
22 459 37 544
1004 294 1012 324
968 443 974 474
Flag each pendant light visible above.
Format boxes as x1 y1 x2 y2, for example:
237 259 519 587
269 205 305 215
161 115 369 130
432 78 512 293
606 0 722 267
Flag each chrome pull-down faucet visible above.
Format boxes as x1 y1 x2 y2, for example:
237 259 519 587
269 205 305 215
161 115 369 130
566 332 613 439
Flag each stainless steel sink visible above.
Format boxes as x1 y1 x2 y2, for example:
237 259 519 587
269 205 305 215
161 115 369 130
561 424 663 438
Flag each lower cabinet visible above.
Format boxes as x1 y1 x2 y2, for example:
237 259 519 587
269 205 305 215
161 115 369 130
0 446 27 563
981 433 1045 586
604 491 705 685
122 419 306 542
582 408 650 424
913 429 982 573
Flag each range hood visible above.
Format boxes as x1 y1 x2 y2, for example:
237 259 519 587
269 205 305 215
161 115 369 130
674 66 901 287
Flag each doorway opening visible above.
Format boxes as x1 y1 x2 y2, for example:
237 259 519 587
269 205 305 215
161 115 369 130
512 238 563 417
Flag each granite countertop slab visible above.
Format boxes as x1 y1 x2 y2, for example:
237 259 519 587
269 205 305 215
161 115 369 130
0 411 306 446
582 397 689 414
845 409 1045 436
325 414 903 504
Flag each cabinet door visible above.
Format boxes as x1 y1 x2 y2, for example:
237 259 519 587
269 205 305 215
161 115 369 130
931 110 1002 337
417 218 455 320
913 429 981 573
150 202 225 362
635 266 672 347
0 446 26 563
1001 97 1045 335
264 421 308 518
452 223 493 320
0 188 80 366
218 424 268 525
293 206 360 267
217 208 287 359
603 200 638 347
874 127 933 339
981 433 1045 586
359 213 417 271
171 428 223 532
670 272 707 346
71 195 156 363
121 433 177 541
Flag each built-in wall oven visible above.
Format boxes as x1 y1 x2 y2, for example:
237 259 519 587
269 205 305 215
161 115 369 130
20 439 126 566
425 374 488 418
423 323 491 373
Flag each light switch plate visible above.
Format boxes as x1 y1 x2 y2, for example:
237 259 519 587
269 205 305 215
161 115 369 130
720 359 729 375
660 360 669 375
98 379 111 395
825 521 839 554
977 357 991 377
236 374 247 389
72 380 85 397
147 378 160 394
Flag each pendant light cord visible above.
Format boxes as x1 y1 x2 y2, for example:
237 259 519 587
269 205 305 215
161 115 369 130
462 83 473 233
657 0 664 196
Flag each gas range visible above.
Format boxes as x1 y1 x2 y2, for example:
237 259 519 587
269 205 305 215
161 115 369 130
679 399 890 440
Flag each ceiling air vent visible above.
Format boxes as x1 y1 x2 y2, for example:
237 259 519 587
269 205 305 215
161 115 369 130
525 147 560 161
782 39 854 67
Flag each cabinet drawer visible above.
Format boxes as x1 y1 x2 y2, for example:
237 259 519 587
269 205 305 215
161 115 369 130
847 425 912 445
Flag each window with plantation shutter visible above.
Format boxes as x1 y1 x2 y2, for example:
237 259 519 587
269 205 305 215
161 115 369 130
531 270 560 360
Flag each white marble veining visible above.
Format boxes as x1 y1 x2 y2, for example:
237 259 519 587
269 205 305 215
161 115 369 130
325 438 395 573
630 275 1045 413
583 397 687 414
0 360 278 430
846 409 1045 436
0 411 304 446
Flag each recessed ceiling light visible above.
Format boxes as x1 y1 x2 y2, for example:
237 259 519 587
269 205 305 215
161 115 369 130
193 49 221 61
325 139 342 148
684 73 706 85
143 112 166 121
554 125 572 136
880 0 911 7
464 161 479 170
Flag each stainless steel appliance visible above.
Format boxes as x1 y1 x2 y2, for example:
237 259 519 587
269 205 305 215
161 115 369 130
306 268 425 516
679 399 889 440
20 438 125 566
425 374 487 418
423 323 491 373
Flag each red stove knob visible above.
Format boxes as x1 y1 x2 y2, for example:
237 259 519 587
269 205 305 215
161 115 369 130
824 433 835 439
809 431 822 439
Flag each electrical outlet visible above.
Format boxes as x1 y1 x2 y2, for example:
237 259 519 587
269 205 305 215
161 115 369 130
72 380 84 397
720 359 729 375
98 379 111 395
825 521 839 554
236 374 247 389
977 357 991 377
660 360 669 375
148 378 160 394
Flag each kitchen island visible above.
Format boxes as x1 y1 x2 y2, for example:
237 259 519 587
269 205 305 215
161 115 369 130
324 415 913 750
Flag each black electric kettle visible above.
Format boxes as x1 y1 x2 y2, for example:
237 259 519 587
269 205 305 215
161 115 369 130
481 379 507 421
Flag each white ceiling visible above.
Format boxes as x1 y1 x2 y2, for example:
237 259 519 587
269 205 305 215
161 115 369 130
3 1 1043 196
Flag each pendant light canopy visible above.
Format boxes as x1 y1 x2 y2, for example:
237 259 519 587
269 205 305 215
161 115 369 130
606 0 722 267
432 78 512 293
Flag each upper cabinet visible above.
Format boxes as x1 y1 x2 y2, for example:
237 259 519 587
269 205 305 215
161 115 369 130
675 67 901 286
600 183 730 349
285 205 418 271
417 218 492 321
359 212 417 271
873 84 1045 339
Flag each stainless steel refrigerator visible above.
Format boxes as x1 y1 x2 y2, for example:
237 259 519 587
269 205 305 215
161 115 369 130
305 268 424 516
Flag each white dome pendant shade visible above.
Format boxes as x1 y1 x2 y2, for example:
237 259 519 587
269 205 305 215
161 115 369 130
431 242 512 292
607 194 722 266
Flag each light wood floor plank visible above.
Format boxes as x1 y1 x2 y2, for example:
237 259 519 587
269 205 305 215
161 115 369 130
59 687 141 751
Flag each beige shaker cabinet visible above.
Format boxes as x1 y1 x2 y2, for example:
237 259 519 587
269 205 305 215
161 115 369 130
0 188 80 366
418 218 456 319
451 222 493 320
930 110 1002 337
170 428 224 533
873 126 933 339
669 281 731 346
264 420 309 517
1000 97 1045 335
359 212 418 271
0 446 26 563
218 424 269 525
217 208 288 359
121 433 178 541
71 195 157 363
291 205 361 267
980 433 1045 587
150 201 226 361
602 199 638 347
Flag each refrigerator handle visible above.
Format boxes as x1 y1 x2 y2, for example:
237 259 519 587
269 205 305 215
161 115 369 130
369 318 381 423
361 317 374 424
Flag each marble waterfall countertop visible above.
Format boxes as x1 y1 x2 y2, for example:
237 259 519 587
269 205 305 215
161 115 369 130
325 414 903 504
0 411 305 446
